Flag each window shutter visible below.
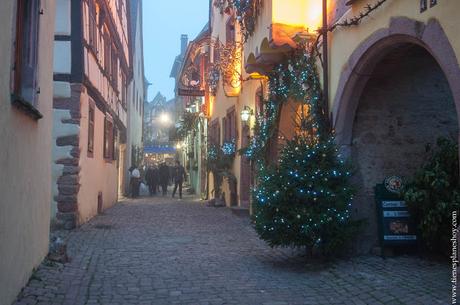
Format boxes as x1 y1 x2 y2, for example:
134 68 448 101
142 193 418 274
88 101 95 154
222 117 227 143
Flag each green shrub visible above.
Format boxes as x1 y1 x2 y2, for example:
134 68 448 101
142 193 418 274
404 138 460 255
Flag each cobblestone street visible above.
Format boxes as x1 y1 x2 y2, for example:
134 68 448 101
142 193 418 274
14 195 449 305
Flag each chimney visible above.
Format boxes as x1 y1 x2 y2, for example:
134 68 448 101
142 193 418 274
181 34 188 56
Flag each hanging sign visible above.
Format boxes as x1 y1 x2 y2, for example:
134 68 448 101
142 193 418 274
178 45 205 97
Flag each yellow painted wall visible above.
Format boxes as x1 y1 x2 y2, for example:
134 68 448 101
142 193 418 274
0 1 56 304
209 5 267 207
329 0 460 113
210 0 460 207
78 92 119 224
210 6 237 205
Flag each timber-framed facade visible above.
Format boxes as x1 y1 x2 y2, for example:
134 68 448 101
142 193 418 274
52 0 131 229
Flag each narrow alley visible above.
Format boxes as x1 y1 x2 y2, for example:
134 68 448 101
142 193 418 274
14 196 448 305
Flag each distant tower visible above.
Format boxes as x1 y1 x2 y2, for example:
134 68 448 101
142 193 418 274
181 34 188 57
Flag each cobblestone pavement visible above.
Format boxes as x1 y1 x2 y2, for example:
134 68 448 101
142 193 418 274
14 195 450 305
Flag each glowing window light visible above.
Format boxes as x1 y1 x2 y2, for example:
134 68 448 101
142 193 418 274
272 0 323 32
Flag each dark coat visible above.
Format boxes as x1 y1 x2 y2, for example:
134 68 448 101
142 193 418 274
173 165 186 183
145 168 156 185
159 164 169 184
152 168 159 184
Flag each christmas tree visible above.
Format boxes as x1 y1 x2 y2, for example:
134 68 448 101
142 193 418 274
253 135 360 255
251 45 360 256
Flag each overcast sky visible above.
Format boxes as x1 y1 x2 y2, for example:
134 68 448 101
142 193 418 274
142 1 210 101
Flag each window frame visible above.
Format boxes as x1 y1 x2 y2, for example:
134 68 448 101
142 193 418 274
11 0 42 120
87 99 95 157
103 115 115 161
103 33 111 74
88 0 98 53
224 106 237 143
209 118 221 146
111 45 118 89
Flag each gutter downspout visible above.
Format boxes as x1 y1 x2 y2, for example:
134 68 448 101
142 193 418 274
322 0 330 128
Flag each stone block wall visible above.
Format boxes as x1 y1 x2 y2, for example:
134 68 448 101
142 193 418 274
52 84 83 229
350 45 458 252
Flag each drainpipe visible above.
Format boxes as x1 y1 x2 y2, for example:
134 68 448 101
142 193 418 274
322 0 330 128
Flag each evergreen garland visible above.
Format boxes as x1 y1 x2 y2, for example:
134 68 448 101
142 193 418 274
243 46 327 161
213 0 262 42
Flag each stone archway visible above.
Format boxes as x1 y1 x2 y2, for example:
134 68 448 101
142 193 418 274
333 17 460 253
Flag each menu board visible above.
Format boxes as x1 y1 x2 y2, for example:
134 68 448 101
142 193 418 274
374 183 417 246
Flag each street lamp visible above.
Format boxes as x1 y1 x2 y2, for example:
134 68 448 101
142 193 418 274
159 112 171 125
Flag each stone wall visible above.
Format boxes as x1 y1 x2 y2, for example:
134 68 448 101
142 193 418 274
351 45 458 252
52 84 83 229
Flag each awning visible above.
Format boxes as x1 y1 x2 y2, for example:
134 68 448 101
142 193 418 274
144 146 177 154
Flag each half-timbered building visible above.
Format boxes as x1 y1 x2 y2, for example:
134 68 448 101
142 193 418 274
52 0 130 229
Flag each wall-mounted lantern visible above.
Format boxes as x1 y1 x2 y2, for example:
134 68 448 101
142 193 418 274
240 106 254 123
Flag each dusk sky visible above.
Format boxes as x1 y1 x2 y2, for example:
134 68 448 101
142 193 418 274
142 1 210 101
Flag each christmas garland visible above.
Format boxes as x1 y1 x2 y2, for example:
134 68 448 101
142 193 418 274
329 0 388 32
213 0 262 42
243 45 326 161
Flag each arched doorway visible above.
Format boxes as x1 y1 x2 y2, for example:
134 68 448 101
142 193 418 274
351 44 458 251
332 18 460 253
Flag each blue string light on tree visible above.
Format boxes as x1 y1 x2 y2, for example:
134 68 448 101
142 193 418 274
245 42 361 257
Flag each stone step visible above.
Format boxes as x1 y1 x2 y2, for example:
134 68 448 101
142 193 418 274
230 206 250 217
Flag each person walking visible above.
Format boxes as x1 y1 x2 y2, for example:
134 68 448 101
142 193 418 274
158 162 169 196
172 160 186 199
130 165 141 198
152 164 160 195
145 166 155 196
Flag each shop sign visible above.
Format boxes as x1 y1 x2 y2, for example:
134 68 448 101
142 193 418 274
375 177 417 246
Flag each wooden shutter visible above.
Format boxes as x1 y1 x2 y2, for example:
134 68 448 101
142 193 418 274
88 101 95 155
104 116 114 159
104 34 111 72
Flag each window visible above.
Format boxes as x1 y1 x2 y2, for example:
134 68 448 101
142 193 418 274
224 107 237 142
88 100 95 156
209 119 220 146
12 0 41 110
113 127 119 161
111 47 118 87
103 116 114 160
104 34 111 73
121 70 126 108
116 0 124 20
139 95 142 115
255 87 264 116
88 1 97 52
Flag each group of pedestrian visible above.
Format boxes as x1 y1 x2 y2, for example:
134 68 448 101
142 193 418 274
129 160 186 199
